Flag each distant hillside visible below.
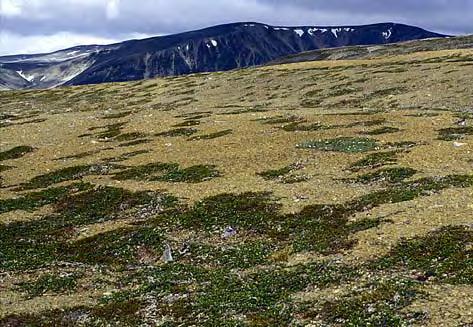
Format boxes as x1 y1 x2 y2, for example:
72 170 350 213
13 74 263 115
0 22 445 89
269 34 473 65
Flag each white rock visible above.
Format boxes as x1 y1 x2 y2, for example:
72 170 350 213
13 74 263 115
453 142 467 147
162 243 173 263
222 226 237 239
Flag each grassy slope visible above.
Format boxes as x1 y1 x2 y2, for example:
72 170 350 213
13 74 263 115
0 45 473 326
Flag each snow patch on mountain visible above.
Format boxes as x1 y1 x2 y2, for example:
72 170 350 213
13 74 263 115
383 28 393 39
294 29 305 37
331 28 342 38
16 70 35 82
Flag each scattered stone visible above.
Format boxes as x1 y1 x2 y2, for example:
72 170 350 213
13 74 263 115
293 194 309 202
456 118 467 127
453 142 467 147
162 243 173 263
222 226 237 239
178 242 191 255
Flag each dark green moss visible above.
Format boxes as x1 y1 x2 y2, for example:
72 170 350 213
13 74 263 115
257 163 304 182
351 175 473 211
363 126 401 135
349 150 402 171
0 145 34 161
405 112 440 117
115 132 147 142
363 87 408 101
347 167 418 184
308 278 422 326
17 164 116 190
0 301 143 326
280 174 310 184
0 182 92 214
374 225 473 284
301 98 323 108
94 122 127 140
155 127 198 137
102 150 150 163
102 111 133 119
255 115 305 125
118 139 151 147
153 164 220 183
173 120 201 127
112 162 177 181
113 162 220 183
101 261 357 326
17 273 81 299
221 106 270 115
54 150 102 161
386 141 417 149
0 184 176 271
174 111 212 120
281 122 327 132
327 87 361 97
67 227 163 266
438 126 473 141
297 137 379 153
182 241 274 269
257 165 295 180
54 185 176 224
161 192 280 232
304 89 323 98
188 129 233 141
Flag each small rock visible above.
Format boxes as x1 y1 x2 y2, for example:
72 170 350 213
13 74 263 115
453 142 467 147
293 194 309 202
162 243 173 263
222 226 236 239
456 118 467 127
179 242 191 255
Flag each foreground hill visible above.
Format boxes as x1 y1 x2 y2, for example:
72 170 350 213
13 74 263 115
0 43 473 326
0 22 445 90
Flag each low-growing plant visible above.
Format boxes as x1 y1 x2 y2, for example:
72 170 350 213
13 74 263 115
0 146 34 161
17 273 81 299
17 164 116 190
155 128 198 137
112 162 220 183
297 137 379 153
349 150 403 171
188 129 232 141
362 126 401 135
374 225 473 284
346 167 418 184
438 126 473 141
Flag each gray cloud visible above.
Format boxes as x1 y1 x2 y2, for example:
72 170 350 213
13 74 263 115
1 0 472 55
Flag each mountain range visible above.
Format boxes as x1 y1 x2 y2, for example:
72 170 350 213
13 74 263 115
0 22 446 90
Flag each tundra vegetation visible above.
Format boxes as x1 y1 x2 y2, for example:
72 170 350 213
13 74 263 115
1 43 473 326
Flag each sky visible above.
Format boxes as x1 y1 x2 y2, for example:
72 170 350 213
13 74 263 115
1 0 472 56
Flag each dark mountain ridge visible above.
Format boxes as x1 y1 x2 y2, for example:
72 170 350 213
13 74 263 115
0 22 446 89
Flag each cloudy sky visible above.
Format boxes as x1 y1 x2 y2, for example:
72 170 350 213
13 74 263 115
1 0 472 55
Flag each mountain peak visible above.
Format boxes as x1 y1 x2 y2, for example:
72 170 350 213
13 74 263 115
0 22 446 90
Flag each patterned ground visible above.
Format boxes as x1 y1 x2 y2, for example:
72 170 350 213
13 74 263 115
0 48 473 326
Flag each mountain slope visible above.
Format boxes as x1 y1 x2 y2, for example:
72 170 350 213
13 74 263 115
269 34 473 65
0 22 446 89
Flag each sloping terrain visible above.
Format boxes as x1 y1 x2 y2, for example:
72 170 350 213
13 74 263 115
270 34 473 65
0 22 444 90
0 44 473 326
